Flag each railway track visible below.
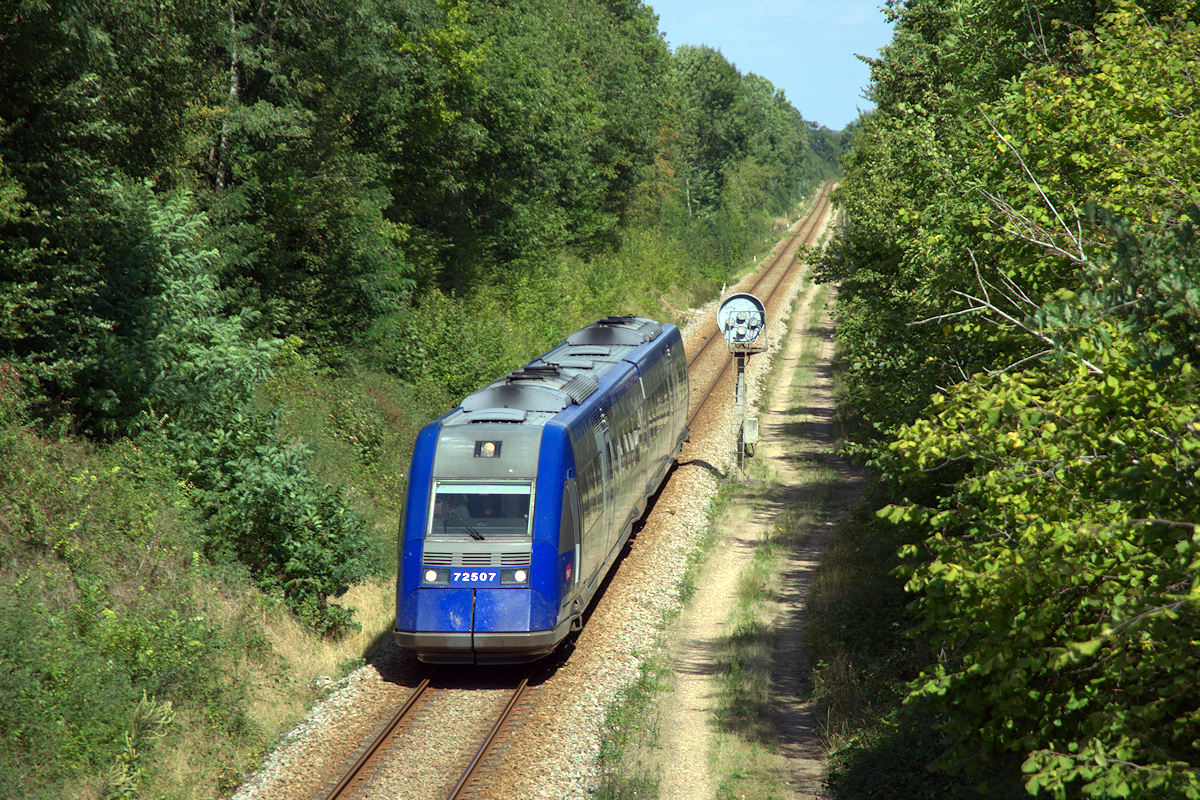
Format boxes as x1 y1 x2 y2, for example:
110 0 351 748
686 180 834 429
322 666 535 800
310 182 835 800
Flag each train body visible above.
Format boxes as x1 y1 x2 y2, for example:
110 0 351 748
394 316 689 664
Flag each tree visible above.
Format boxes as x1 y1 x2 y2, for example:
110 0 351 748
828 0 1200 793
670 44 748 217
200 0 422 353
0 0 219 417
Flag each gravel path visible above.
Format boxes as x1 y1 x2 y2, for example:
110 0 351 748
658 209 857 800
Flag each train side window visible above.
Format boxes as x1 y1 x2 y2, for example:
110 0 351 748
580 464 595 533
560 480 580 553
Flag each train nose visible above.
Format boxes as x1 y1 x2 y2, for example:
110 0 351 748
473 587 555 632
396 585 560 664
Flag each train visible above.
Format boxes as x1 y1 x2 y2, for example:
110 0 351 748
394 315 689 664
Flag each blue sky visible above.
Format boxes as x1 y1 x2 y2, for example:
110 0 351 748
646 1 896 130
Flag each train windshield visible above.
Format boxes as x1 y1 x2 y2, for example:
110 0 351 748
428 483 533 541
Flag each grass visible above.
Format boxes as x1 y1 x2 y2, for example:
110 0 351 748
592 240 843 800
591 478 734 800
0 358 416 800
802 320 1004 797
0 415 272 800
803 491 999 800
708 279 839 800
595 655 674 800
257 355 441 562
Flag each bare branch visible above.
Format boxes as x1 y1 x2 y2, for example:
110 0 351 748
1036 749 1178 775
968 248 991 306
951 288 1104 374
1127 518 1197 531
977 185 1092 264
979 110 1089 263
990 348 1055 376
908 306 990 326
998 223 1090 263
994 267 1040 309
1023 2 1052 64
1107 599 1193 637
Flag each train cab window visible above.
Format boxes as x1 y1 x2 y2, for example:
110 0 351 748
428 482 533 541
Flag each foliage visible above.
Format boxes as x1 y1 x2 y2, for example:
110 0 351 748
0 375 263 799
881 220 1200 797
157 406 380 633
200 0 422 353
77 180 274 436
0 0 838 793
826 0 1200 795
66 179 379 631
0 0 222 416
670 44 750 216
258 352 423 537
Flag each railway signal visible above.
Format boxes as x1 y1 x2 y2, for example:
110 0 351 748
717 292 767 470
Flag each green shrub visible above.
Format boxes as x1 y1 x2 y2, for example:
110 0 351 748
0 370 265 797
0 591 137 798
258 354 438 546
156 404 380 634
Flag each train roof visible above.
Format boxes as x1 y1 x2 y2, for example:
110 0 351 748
446 316 670 427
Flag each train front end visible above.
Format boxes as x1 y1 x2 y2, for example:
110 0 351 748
394 415 574 664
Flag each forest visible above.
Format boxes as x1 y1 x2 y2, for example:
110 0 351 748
0 0 843 796
821 0 1199 797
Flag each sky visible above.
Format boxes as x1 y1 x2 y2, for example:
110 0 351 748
645 1 897 131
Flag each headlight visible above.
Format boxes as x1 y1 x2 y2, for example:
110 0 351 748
500 568 530 585
422 568 450 585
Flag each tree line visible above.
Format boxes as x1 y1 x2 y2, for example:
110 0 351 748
823 0 1199 796
0 1 842 795
1 0 841 626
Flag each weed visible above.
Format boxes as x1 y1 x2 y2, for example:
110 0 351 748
594 656 671 799
806 495 994 799
709 274 840 800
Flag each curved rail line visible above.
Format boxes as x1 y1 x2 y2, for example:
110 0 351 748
319 181 833 800
686 181 834 428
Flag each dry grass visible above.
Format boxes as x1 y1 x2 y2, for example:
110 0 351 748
709 278 842 799
143 715 241 800
105 574 398 800
247 576 395 731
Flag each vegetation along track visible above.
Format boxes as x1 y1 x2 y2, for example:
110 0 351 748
230 183 835 800
320 183 835 800
686 180 834 430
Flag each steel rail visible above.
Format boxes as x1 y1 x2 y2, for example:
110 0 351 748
685 183 833 428
323 673 434 800
319 181 833 800
686 181 831 372
445 672 532 800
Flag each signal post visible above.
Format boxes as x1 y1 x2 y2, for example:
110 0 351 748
716 293 767 471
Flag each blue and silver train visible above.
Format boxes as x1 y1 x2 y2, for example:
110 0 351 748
394 316 689 664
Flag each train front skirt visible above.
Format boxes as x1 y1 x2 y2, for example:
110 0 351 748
395 585 573 664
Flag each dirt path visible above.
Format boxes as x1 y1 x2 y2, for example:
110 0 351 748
767 288 868 797
658 270 866 799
